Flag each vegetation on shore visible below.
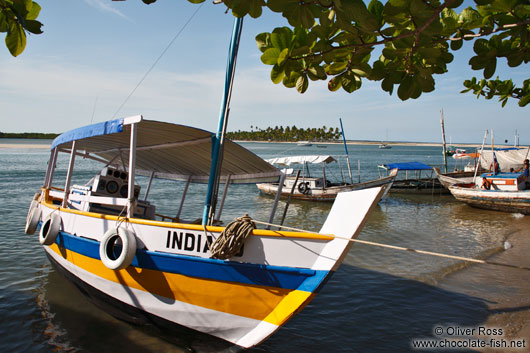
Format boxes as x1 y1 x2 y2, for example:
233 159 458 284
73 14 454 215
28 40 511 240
226 125 342 142
0 132 58 139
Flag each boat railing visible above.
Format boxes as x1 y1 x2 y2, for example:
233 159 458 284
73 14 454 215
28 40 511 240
48 188 129 207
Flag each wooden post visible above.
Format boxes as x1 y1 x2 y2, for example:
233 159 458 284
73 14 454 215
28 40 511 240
440 109 448 173
267 172 286 229
62 141 77 208
279 170 301 229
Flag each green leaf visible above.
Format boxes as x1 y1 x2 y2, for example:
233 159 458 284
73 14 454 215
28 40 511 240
328 76 342 91
417 47 442 58
256 32 271 53
296 74 309 93
271 65 284 84
248 0 265 18
308 65 327 80
410 0 433 20
230 0 250 17
483 59 496 79
450 39 463 51
397 76 414 100
24 19 42 34
267 0 299 13
367 0 384 26
27 1 42 21
261 48 281 65
447 0 464 8
6 23 26 57
326 61 348 75
283 71 300 88
277 48 289 65
381 77 394 94
519 94 530 107
414 74 435 92
271 27 292 49
341 73 362 93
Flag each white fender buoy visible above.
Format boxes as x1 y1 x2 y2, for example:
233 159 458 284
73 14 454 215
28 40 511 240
99 227 137 270
25 201 42 235
39 213 61 245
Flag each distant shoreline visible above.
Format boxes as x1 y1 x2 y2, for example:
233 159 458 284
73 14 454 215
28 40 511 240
0 139 521 149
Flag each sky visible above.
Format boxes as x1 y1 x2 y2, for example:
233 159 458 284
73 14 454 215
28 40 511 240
1 0 528 144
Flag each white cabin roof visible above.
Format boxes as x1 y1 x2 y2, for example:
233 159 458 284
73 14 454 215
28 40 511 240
52 117 280 184
266 155 337 166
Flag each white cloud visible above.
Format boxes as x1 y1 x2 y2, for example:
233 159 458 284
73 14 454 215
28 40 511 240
83 0 131 21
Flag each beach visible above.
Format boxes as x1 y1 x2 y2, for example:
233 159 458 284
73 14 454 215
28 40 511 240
439 216 530 352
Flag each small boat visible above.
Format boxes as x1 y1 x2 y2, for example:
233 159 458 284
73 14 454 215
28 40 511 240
24 18 386 349
433 167 477 189
256 155 397 201
378 143 391 149
434 150 483 189
378 162 448 194
449 172 530 214
297 141 312 146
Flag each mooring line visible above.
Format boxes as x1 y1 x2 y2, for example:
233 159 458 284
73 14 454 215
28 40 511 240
112 3 204 118
251 219 530 271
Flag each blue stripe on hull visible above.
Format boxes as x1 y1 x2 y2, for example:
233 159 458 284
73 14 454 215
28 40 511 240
55 231 329 292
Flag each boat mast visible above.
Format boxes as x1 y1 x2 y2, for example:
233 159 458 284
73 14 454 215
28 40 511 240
202 17 244 226
440 109 448 173
339 118 354 184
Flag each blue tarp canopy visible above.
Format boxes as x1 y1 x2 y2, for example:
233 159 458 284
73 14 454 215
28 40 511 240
51 118 123 149
385 162 432 170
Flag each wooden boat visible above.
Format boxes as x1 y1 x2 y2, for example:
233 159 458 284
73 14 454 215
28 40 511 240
378 162 448 194
449 172 530 214
256 155 397 202
24 18 385 349
433 167 477 189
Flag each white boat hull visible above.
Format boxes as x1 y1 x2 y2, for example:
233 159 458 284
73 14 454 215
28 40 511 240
35 186 384 348
256 171 396 202
449 184 530 215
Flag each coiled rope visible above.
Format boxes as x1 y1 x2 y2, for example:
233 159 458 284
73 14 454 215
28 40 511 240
209 214 255 260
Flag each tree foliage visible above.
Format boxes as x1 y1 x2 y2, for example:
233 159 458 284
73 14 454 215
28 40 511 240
0 131 58 139
4 0 529 107
220 0 530 107
0 0 43 56
226 125 342 141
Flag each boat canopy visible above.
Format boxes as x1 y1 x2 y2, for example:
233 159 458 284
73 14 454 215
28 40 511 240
383 162 432 170
266 155 336 166
479 147 530 172
51 117 281 184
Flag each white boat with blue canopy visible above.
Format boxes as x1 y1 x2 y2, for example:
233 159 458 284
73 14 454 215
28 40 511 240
24 17 386 349
257 154 397 202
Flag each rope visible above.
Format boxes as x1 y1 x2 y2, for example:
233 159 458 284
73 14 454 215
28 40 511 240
250 219 530 271
209 214 255 260
112 3 204 118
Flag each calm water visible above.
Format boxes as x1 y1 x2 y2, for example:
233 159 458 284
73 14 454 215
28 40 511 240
1 141 527 353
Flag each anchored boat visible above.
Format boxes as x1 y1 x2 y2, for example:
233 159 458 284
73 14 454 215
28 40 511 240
449 172 530 214
25 18 385 349
256 155 397 202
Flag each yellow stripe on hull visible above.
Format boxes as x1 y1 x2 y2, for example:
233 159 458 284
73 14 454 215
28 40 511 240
48 244 313 327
